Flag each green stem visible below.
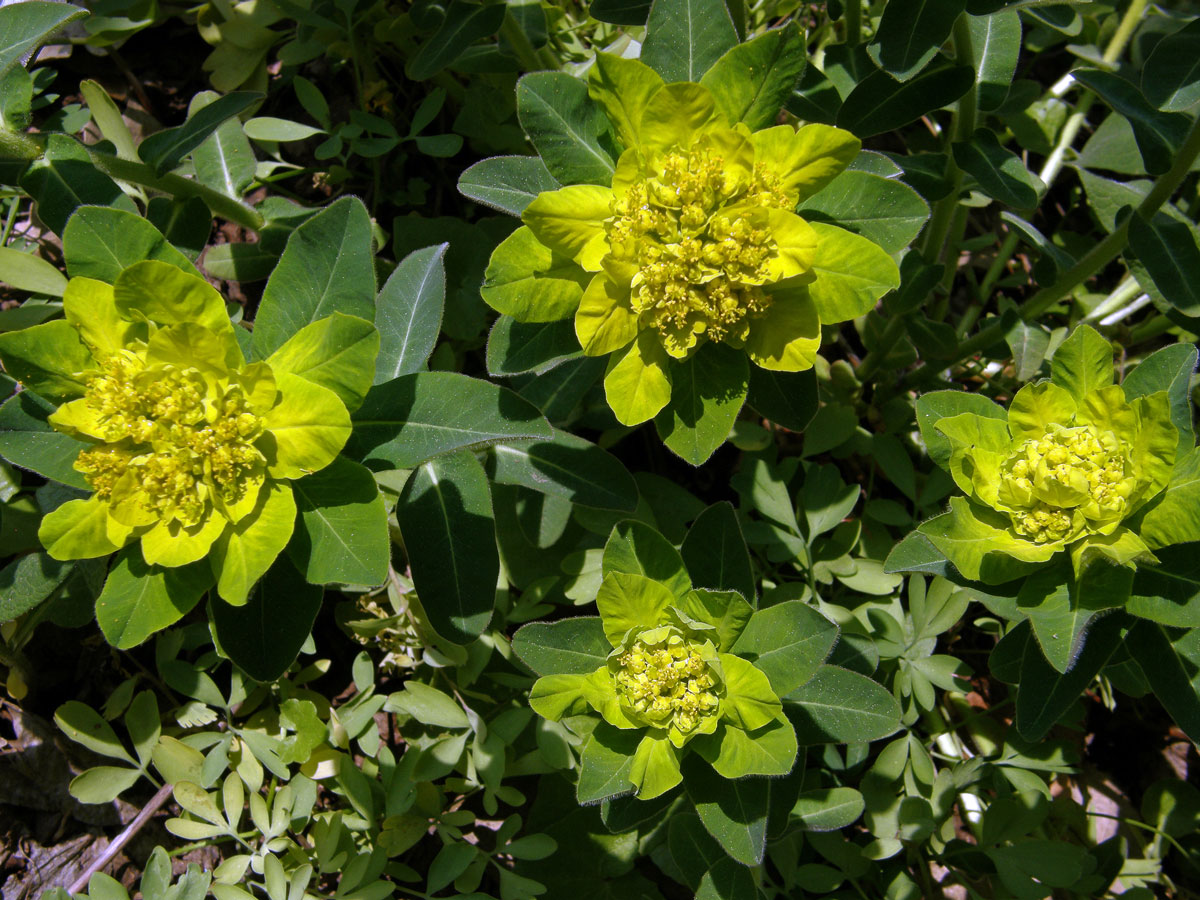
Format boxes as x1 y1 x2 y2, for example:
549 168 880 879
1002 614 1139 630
978 231 1020 299
88 150 265 231
0 198 18 245
843 0 861 46
905 113 1200 386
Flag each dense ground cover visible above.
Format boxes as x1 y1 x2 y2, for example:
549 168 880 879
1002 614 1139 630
1 0 1200 897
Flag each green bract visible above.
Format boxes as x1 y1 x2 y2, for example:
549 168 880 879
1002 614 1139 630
480 55 899 433
518 570 796 801
916 326 1179 583
0 260 375 605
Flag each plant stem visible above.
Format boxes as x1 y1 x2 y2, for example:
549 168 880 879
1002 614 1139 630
905 113 1200 385
67 782 174 894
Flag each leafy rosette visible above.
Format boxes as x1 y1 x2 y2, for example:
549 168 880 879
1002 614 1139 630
0 260 378 605
911 326 1185 585
476 53 899 456
514 571 797 801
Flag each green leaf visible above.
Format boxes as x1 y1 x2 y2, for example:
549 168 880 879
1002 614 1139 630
1141 451 1200 551
1128 544 1200 627
69 765 142 804
696 714 797 777
785 665 901 744
590 0 650 24
807 223 900 323
603 521 690 596
1126 213 1200 318
587 52 665 150
916 390 1007 470
1123 342 1198 452
55 700 136 763
0 552 75 623
1143 18 1200 112
746 366 818 432
1049 323 1113 403
629 732 682 799
799 169 929 254
288 456 390 586
405 0 505 80
480 226 590 323
700 23 806 130
867 0 965 81
189 90 256 199
732 601 838 696
681 590 753 651
266 313 379 411
952 128 1043 208
1014 610 1126 741
1127 620 1200 744
721 653 783 730
987 841 1088 899
512 617 610 675
0 319 93 402
792 786 865 831
347 371 553 469
595 571 677 643
837 61 975 138
62 206 199 282
251 196 376 359
385 682 470 729
398 450 497 644
516 72 615 186
0 246 67 296
1005 319 1050 382
802 463 860 539
970 9 1021 111
1018 561 1132 674
138 92 261 176
683 758 769 865
577 723 640 802
374 243 447 383
95 550 213 649
654 342 748 466
918 497 1057 584
641 0 737 82
488 428 638 511
210 482 296 602
1072 68 1191 176
486 316 582 376
457 155 560 216
210 555 322 682
20 135 137 236
0 1 86 81
884 532 955 577
681 502 755 601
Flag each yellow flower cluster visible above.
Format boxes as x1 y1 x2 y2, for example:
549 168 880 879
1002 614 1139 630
71 351 266 528
615 631 720 734
1000 424 1132 543
606 142 790 357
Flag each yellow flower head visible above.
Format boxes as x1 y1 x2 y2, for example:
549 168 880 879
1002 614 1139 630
611 623 723 738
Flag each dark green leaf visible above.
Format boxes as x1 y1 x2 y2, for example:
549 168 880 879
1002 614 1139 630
700 23 807 130
512 617 610 675
20 135 137 236
96 551 213 650
516 72 615 186
0 1 86 81
641 0 737 82
683 757 769 866
952 128 1043 208
374 243 447 383
791 786 865 831
838 61 975 138
347 372 553 469
969 9 1021 111
1015 610 1126 741
732 602 838 696
398 450 497 644
0 552 74 623
1019 561 1132 674
785 665 901 744
488 428 638 512
287 457 390 586
1072 68 1191 176
1128 544 1200 627
746 366 818 432
457 155 560 216
486 316 582 377
0 391 88 488
667 813 725 891
1126 213 1200 318
577 723 640 803
406 0 506 80
654 342 748 466
867 0 966 82
883 532 955 577
210 555 322 682
138 92 261 177
681 502 755 601
1143 18 1200 112
252 196 376 359
189 91 255 199
800 169 929 254
602 519 691 597
1127 621 1200 745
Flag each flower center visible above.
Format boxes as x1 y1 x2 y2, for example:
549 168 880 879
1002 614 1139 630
606 142 790 358
1000 424 1132 543
613 629 720 734
74 352 266 525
